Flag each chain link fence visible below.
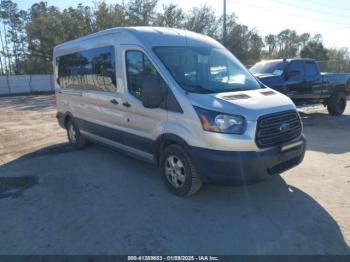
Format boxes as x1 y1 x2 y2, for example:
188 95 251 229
316 60 350 73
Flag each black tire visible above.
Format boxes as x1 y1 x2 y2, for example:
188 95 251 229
160 144 202 197
327 91 347 116
66 118 87 149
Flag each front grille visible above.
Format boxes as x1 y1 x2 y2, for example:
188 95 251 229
256 110 302 148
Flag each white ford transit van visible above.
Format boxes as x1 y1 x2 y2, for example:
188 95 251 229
54 27 305 196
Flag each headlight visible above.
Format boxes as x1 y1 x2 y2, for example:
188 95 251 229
194 106 246 134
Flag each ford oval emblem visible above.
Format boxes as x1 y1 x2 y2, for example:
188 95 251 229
279 123 290 132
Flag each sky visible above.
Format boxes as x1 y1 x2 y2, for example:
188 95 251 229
15 0 350 49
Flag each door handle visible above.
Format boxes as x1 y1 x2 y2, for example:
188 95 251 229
122 102 131 108
110 99 119 105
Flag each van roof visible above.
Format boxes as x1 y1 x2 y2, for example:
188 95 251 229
54 27 223 56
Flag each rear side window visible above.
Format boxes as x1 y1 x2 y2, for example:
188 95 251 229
125 50 167 99
57 46 116 92
305 62 319 77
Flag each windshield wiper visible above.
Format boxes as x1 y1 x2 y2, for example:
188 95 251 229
178 82 213 94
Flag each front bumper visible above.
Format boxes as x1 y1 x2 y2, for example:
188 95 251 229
188 135 306 185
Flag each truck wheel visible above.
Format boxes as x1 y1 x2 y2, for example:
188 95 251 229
327 92 347 116
66 118 87 149
160 144 202 197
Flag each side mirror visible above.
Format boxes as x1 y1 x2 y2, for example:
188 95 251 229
141 75 163 108
285 70 301 80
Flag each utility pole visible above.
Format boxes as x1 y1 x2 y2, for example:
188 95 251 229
223 0 227 45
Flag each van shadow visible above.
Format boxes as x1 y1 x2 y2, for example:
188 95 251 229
0 143 349 254
0 94 56 111
299 110 350 154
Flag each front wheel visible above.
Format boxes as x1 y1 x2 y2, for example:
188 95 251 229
160 144 202 197
327 92 347 116
66 118 87 149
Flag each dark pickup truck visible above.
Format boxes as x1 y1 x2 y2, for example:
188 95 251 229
250 58 350 115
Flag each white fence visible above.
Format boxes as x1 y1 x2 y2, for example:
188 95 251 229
0 75 54 95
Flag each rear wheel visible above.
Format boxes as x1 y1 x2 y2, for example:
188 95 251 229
66 118 87 149
327 92 347 116
160 144 202 197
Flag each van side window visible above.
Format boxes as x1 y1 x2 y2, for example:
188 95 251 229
125 50 166 99
57 46 116 92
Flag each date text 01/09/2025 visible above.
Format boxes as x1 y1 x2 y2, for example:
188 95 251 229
127 255 220 261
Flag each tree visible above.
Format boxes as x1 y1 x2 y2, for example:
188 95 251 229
155 4 184 28
225 23 264 65
1 0 27 74
0 0 348 75
184 5 219 38
247 31 264 65
299 33 310 49
275 29 301 58
300 41 329 61
125 0 158 26
62 5 93 38
93 2 125 31
312 34 323 43
265 34 276 56
25 2 96 73
25 3 65 73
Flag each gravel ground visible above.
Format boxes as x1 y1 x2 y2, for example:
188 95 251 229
0 94 349 254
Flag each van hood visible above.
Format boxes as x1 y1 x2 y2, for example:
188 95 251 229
188 88 295 121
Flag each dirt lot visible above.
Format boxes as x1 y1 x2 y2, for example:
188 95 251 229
0 94 349 254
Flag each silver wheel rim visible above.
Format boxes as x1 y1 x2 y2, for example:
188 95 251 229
68 124 77 144
165 155 186 188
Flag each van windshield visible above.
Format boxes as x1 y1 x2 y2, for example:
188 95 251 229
153 46 261 94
